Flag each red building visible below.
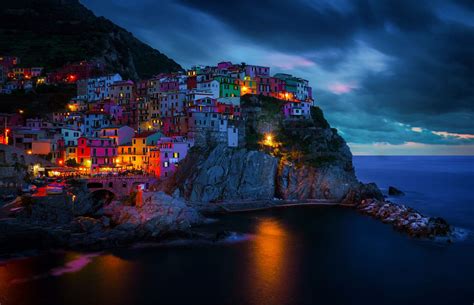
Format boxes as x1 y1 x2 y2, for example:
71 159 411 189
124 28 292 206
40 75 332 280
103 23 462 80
255 76 287 98
186 76 197 90
217 103 240 117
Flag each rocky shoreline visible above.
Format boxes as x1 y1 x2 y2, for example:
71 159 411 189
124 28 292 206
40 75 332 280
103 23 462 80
353 198 452 239
0 190 210 257
0 184 457 259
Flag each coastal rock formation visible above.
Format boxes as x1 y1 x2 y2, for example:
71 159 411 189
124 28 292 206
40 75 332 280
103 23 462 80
106 192 202 236
277 163 357 201
173 145 277 202
0 190 203 254
170 95 376 203
355 199 451 238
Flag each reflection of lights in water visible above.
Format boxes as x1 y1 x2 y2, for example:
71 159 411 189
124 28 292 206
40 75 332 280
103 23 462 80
0 257 43 304
250 217 293 305
50 253 99 276
96 254 136 299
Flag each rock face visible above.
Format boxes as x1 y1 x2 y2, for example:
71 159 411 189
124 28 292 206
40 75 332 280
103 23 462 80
105 192 202 236
0 190 203 253
278 162 357 201
174 145 278 202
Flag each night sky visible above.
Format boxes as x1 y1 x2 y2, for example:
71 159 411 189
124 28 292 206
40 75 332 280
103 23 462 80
82 0 474 155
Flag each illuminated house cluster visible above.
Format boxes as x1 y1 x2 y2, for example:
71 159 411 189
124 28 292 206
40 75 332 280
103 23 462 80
0 58 315 177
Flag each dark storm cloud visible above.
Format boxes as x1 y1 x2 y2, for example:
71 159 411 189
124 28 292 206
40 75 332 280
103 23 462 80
81 0 474 150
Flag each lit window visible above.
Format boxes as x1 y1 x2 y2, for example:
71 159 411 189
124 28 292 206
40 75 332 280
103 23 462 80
173 152 179 158
163 161 169 168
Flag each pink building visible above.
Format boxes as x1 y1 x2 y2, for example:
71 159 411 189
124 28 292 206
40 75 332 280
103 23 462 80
255 76 286 97
77 137 117 172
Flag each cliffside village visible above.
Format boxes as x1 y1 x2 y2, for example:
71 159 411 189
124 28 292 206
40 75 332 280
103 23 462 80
0 56 314 179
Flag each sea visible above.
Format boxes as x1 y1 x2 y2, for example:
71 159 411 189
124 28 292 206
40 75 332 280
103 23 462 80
0 156 473 305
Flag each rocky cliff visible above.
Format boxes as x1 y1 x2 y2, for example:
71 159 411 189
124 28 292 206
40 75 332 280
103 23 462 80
169 95 382 203
0 0 182 79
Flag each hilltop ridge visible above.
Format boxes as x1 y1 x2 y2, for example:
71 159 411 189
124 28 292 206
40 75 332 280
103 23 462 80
0 0 182 79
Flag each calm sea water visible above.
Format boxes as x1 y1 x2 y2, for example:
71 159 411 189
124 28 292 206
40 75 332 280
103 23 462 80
0 156 473 305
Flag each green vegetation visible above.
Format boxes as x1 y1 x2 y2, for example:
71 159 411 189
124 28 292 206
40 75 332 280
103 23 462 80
245 125 262 150
242 95 342 168
310 106 330 128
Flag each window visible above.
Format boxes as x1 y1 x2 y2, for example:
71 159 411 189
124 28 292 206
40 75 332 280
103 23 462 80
163 161 169 168
173 152 179 158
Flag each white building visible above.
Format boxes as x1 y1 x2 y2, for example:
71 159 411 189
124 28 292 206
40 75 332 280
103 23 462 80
197 80 220 98
61 128 82 147
86 73 122 102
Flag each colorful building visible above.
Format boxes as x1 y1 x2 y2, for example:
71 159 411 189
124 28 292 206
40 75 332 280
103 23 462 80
108 80 135 105
214 76 240 98
118 131 162 170
77 137 117 172
282 101 312 119
97 126 134 146
240 76 257 95
147 136 194 178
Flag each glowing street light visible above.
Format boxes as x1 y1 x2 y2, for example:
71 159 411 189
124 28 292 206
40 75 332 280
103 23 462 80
263 133 275 147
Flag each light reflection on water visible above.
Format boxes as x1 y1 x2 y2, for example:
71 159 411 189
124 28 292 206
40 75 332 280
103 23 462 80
246 217 297 305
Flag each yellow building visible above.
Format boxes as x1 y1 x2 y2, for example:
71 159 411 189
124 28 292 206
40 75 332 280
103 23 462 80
65 147 77 163
118 131 162 170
